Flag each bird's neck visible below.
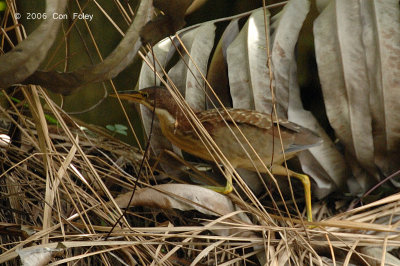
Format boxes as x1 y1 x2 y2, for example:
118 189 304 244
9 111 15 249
154 108 177 126
154 107 192 133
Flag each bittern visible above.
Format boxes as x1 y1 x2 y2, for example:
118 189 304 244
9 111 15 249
113 87 322 221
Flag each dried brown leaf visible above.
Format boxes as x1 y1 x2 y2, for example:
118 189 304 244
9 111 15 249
270 0 348 197
206 19 239 109
314 0 400 192
115 184 239 217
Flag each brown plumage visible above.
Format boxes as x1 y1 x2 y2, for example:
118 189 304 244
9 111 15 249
112 86 322 222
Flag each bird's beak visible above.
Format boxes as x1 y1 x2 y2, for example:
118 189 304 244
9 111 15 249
110 91 145 104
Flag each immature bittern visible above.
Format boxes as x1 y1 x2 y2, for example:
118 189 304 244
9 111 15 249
113 87 322 221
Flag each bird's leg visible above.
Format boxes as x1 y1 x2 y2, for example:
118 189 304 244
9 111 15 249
203 166 233 194
271 165 313 222
290 171 312 222
223 167 233 193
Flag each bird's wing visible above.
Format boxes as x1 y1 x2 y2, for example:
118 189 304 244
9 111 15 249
195 108 322 148
196 108 294 131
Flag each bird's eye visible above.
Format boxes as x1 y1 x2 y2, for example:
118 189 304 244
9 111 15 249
141 92 149 98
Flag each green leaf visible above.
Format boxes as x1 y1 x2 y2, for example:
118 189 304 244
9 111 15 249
114 124 128 131
106 125 116 131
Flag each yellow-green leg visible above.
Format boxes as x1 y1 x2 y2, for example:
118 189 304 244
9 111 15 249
271 165 313 222
289 171 312 222
204 167 233 194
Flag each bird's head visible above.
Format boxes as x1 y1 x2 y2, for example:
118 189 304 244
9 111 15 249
111 86 180 116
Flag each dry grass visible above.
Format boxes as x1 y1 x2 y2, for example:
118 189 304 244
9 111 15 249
0 86 399 265
1 1 400 265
